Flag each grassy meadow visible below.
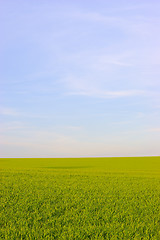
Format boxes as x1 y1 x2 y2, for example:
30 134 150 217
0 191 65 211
1 157 160 239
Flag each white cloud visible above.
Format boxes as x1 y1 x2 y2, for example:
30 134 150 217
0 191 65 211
0 121 26 133
1 129 160 158
67 87 149 99
148 128 160 132
0 107 18 116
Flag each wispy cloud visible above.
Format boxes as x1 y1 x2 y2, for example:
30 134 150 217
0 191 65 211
69 8 160 37
0 121 27 133
147 128 160 132
1 127 160 158
68 89 148 98
64 74 150 99
0 107 18 116
1 0 160 157
110 4 155 12
0 106 50 119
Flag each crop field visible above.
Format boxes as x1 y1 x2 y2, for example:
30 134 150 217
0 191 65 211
1 157 160 239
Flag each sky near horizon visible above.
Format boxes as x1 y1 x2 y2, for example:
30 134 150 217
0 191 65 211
1 0 160 158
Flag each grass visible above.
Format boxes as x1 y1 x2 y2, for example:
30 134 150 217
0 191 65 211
1 157 160 239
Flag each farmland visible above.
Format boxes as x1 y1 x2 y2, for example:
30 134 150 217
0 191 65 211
1 157 160 239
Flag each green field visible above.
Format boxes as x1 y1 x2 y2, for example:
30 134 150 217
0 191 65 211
1 157 160 239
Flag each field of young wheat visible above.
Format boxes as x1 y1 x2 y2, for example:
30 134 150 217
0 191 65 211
1 157 160 239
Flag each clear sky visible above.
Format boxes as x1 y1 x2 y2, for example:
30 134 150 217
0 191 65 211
1 0 160 158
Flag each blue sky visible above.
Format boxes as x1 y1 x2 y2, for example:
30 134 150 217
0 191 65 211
1 0 160 157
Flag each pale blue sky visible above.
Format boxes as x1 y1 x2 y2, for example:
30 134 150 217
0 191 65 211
1 0 160 157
